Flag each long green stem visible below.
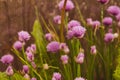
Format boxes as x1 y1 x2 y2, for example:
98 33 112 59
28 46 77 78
12 49 43 80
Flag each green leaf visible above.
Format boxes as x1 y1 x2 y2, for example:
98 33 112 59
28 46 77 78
32 19 46 54
0 72 9 80
11 73 27 80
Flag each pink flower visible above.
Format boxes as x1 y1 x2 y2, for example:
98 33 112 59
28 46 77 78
74 77 86 80
13 41 23 50
24 74 30 80
107 6 120 16
53 15 61 24
18 31 31 42
72 26 86 38
47 41 60 53
68 20 81 30
45 33 53 41
0 54 14 64
104 32 114 43
26 44 36 53
31 77 37 80
92 20 100 28
97 0 109 4
86 18 93 25
66 30 74 39
60 55 69 64
102 17 113 26
5 66 14 76
59 43 69 54
90 45 97 55
23 65 29 74
52 72 61 80
58 0 74 11
75 53 84 64
26 52 34 62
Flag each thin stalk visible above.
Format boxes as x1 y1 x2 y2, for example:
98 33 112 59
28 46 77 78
60 0 67 42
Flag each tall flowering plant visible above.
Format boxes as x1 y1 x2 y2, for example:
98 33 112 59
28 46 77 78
0 0 120 80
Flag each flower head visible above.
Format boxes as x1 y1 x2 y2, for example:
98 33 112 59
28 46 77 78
60 55 69 64
72 26 86 38
23 65 29 74
47 41 60 53
90 45 97 55
31 78 37 80
24 74 30 80
45 33 53 41
74 77 85 80
104 32 114 42
52 72 61 80
116 13 120 21
97 0 109 4
26 52 34 62
68 20 81 30
0 54 14 64
75 53 84 64
53 15 61 24
92 20 100 28
66 30 74 39
58 0 74 11
43 63 49 70
18 31 31 42
13 41 23 50
5 66 14 76
102 17 113 26
26 44 36 53
59 43 69 54
107 6 120 16
86 18 93 25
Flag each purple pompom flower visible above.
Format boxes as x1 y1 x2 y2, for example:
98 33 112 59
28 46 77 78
23 65 29 74
59 43 70 54
116 13 120 21
45 33 53 42
26 44 36 53
75 53 84 64
13 41 23 50
18 31 31 42
24 74 30 80
90 45 97 55
66 30 74 39
0 54 14 64
74 77 86 80
26 52 34 62
92 20 100 28
53 15 61 24
104 32 114 42
52 72 61 80
86 18 93 26
58 0 74 11
5 66 14 76
67 20 81 30
60 55 69 64
107 6 120 16
102 17 113 26
47 41 60 53
97 0 109 4
72 26 86 38
31 77 37 80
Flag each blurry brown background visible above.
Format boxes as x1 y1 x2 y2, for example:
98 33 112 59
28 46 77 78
0 0 120 71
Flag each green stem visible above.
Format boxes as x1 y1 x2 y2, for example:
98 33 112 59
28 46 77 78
12 49 43 80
